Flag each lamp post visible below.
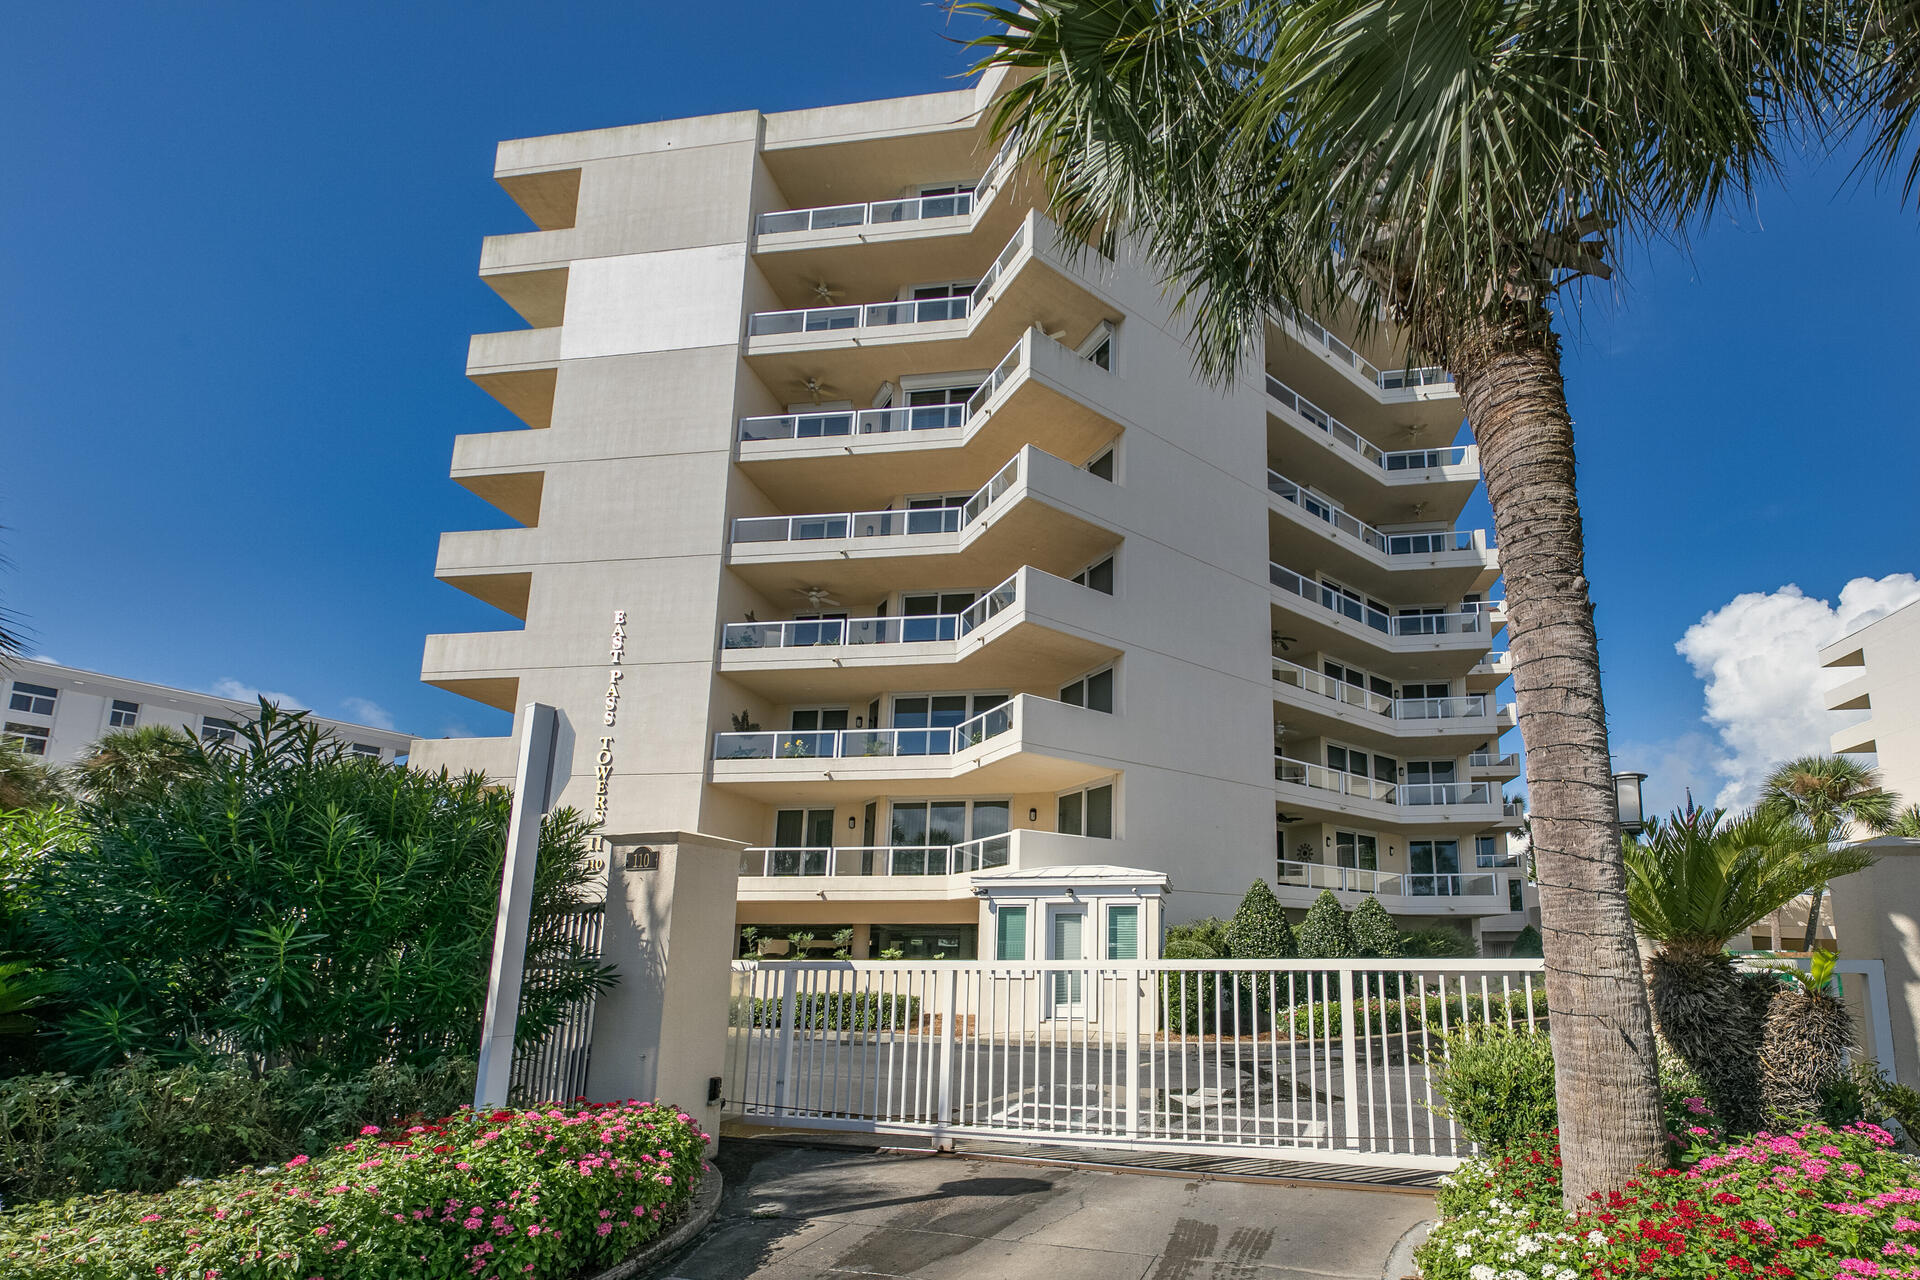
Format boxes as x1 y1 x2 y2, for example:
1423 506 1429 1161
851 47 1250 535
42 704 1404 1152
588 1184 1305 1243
1612 771 1648 836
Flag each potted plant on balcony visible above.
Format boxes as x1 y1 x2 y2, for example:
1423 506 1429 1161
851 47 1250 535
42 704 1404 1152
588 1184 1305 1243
779 738 815 759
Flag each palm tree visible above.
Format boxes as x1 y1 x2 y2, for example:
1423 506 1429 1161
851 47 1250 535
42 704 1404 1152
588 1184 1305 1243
1857 0 1920 195
1888 803 1920 836
0 742 66 812
1625 807 1873 1130
67 725 201 808
1759 755 1898 949
965 0 1839 1201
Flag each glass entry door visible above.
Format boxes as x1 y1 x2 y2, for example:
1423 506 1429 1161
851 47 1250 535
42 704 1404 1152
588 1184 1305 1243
1048 906 1086 1016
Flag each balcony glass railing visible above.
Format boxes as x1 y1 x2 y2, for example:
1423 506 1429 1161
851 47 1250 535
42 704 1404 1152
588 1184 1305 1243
1268 562 1493 637
738 402 967 443
1271 660 1491 721
731 453 1019 546
756 190 976 236
1274 756 1494 808
1268 471 1491 555
722 573 1019 650
740 833 1013 878
715 701 1015 762
1266 374 1473 474
1275 859 1499 901
1274 302 1453 391
1468 751 1521 769
748 294 970 338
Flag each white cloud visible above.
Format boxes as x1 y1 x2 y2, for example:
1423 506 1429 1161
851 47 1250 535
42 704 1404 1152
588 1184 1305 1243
210 678 309 711
340 697 397 731
1608 731 1729 821
1674 574 1920 808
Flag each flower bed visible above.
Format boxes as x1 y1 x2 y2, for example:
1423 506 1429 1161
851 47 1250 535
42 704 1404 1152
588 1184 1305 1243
1417 1122 1920 1279
0 1099 708 1279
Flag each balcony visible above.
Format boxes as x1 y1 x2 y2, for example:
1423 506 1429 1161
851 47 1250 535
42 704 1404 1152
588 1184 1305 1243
1274 755 1507 827
1264 373 1479 522
718 567 1121 701
743 213 1120 395
1274 859 1510 915
1267 469 1499 599
1269 561 1503 679
466 327 561 430
1468 751 1522 780
726 445 1121 601
1271 658 1508 746
1467 650 1513 692
710 693 1116 801
734 328 1123 512
1266 304 1461 433
736 828 1100 905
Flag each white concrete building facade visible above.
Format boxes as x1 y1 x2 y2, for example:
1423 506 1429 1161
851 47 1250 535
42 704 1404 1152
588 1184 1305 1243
1823 598 1920 805
2 657 412 766
414 66 1528 962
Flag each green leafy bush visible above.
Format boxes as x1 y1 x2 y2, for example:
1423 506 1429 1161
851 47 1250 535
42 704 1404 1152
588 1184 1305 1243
0 1056 475 1204
1163 916 1230 958
1347 897 1399 958
1158 940 1234 1035
1417 1123 1920 1280
1284 985 1548 1039
1293 890 1353 958
730 992 921 1031
24 705 611 1072
1225 881 1294 959
1508 924 1543 957
0 1099 708 1279
1396 925 1478 958
1431 1026 1558 1149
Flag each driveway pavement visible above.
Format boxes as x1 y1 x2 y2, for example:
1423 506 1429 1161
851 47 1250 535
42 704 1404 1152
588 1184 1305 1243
659 1139 1433 1280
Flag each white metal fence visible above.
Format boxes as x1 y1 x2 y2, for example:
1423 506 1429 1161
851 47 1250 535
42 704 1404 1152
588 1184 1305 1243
723 957 1547 1170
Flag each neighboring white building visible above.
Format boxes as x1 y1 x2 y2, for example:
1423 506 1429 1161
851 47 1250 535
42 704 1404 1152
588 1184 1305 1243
2 657 413 766
413 63 1529 958
1823 598 1920 805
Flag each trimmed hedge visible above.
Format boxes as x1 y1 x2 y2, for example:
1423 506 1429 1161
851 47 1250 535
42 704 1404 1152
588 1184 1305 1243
1283 984 1549 1039
730 992 921 1031
0 1099 707 1280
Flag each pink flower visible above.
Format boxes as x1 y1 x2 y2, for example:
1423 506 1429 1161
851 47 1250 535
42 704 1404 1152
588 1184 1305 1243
312 1226 330 1237
287 1155 310 1168
360 1125 381 1136
464 1218 482 1230
140 1215 162 1223
1897 1218 1920 1232
596 1223 613 1236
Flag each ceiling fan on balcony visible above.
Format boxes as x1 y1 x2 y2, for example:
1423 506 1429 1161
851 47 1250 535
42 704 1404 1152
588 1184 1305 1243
809 280 844 303
793 584 845 610
1272 630 1298 653
796 374 840 405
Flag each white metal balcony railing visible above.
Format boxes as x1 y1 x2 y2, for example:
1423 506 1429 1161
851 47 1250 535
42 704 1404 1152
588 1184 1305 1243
715 701 1015 762
1265 374 1472 474
1274 756 1494 808
731 453 1020 546
723 573 1019 652
1275 859 1499 900
1469 751 1521 769
752 133 1020 237
1268 471 1492 557
1274 302 1453 392
746 222 1030 340
1268 561 1495 638
737 325 1096 444
741 833 1012 878
1271 659 1488 722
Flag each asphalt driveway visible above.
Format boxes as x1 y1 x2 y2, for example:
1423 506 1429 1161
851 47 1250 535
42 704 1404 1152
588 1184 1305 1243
658 1139 1433 1280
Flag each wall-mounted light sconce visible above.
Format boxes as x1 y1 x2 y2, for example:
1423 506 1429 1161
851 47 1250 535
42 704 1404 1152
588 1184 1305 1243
847 816 856 830
1325 836 1333 849
1028 808 1038 823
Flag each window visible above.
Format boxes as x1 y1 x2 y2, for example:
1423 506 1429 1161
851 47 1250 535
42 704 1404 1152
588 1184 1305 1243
1058 666 1114 714
349 743 382 759
1334 830 1378 870
885 798 1010 872
1071 555 1115 595
1106 903 1140 959
3 722 50 756
891 693 1005 752
201 717 239 744
906 384 978 406
1078 321 1116 370
8 682 56 717
1409 840 1461 895
1086 448 1115 481
1326 744 1395 783
1056 782 1114 838
771 809 836 875
1508 878 1526 912
1323 660 1394 702
1476 835 1504 868
995 905 1028 960
108 699 139 728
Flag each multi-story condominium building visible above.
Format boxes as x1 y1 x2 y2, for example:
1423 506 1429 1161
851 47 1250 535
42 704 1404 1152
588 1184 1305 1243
2 657 413 766
411 65 1528 961
1824 599 1920 808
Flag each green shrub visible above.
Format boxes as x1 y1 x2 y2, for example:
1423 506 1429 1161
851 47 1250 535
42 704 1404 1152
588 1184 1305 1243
1397 925 1478 958
1431 1026 1558 1148
0 1056 476 1205
1158 939 1236 1034
24 704 611 1073
1163 916 1230 958
730 992 921 1031
1284 986 1549 1039
1348 897 1399 957
1225 881 1294 959
0 1099 708 1280
1293 890 1353 958
1508 924 1543 957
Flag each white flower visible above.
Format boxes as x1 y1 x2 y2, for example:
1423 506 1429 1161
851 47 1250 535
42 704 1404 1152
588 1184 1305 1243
1456 1244 1474 1258
1586 1231 1608 1246
1469 1266 1497 1280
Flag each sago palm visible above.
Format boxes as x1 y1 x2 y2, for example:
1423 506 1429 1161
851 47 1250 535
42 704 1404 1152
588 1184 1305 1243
0 742 66 812
1624 807 1874 1129
966 0 1841 1200
1759 754 1898 949
68 724 202 808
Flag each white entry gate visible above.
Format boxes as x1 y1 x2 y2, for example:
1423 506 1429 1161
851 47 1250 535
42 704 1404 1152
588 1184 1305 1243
724 957 1547 1171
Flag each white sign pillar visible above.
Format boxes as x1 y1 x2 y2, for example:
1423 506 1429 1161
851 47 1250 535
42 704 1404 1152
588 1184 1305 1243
474 702 561 1108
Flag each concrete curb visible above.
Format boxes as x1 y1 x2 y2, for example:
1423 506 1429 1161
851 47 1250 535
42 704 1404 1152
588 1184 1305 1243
1382 1216 1433 1280
579 1168 725 1280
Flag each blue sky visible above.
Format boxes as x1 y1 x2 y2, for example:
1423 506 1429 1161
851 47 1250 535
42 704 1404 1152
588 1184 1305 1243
4 2 1916 817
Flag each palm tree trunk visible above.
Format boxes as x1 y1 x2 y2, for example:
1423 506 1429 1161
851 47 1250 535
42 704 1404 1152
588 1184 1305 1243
1802 883 1827 952
1454 312 1666 1207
